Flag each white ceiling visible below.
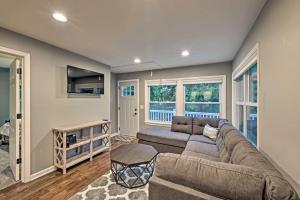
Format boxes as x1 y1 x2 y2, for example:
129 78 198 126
0 0 266 73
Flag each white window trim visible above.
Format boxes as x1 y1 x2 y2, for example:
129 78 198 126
232 43 260 148
145 75 226 126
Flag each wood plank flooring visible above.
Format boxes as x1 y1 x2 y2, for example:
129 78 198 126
0 140 136 200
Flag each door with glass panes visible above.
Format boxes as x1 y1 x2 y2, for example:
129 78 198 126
118 81 138 137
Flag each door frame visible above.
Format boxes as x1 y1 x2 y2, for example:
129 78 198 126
117 79 140 136
0 45 31 183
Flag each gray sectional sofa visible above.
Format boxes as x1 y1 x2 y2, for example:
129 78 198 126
137 116 299 200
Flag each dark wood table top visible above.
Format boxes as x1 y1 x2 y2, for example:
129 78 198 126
111 143 158 166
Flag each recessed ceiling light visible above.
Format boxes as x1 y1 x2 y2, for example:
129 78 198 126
134 58 141 64
181 50 190 57
52 12 68 22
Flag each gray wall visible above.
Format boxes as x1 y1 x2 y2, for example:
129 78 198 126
233 0 300 187
110 73 118 133
116 62 232 130
0 28 111 174
0 67 9 124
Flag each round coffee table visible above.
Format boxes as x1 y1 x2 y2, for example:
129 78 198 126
110 143 158 188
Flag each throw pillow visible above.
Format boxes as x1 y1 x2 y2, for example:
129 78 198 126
203 124 219 141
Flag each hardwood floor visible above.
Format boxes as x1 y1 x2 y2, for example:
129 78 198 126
0 140 136 200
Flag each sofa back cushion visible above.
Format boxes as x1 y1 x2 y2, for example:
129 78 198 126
216 123 235 148
171 116 193 134
155 153 266 200
231 140 299 200
216 124 244 162
222 129 245 157
230 140 259 165
192 117 220 135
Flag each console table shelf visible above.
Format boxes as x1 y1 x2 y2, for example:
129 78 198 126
53 120 111 174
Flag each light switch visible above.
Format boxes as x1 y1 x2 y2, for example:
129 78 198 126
140 105 144 109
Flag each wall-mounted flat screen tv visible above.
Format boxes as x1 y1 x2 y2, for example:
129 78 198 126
67 65 104 95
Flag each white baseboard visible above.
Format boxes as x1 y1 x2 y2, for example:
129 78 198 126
30 165 57 181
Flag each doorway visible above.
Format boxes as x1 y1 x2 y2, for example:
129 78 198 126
0 52 22 190
118 80 139 137
0 46 31 190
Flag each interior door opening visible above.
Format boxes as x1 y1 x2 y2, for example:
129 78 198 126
0 52 23 190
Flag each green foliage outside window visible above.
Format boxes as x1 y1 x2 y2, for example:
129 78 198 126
185 83 220 102
149 85 176 111
149 83 221 113
185 83 220 113
149 85 176 102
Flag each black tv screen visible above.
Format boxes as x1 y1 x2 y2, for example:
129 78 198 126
67 65 104 95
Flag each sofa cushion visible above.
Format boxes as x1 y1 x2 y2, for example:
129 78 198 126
139 139 185 154
218 119 230 129
137 127 190 148
231 141 299 200
149 176 223 200
188 135 216 145
216 123 236 149
171 116 193 134
182 150 221 162
192 117 220 135
218 128 246 162
184 141 219 158
230 140 259 165
216 123 235 162
155 153 266 200
223 129 245 152
263 172 299 200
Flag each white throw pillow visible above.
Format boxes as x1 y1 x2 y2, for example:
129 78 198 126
203 124 219 141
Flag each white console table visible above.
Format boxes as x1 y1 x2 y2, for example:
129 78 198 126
53 120 111 174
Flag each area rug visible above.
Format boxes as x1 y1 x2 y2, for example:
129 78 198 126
0 148 16 190
69 169 148 200
111 135 136 143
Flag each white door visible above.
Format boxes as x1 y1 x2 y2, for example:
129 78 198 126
118 81 138 137
9 59 21 181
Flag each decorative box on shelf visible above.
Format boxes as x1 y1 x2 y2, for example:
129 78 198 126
53 120 111 174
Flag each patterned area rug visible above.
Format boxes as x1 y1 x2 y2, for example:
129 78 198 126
69 170 148 200
111 135 136 143
0 148 16 190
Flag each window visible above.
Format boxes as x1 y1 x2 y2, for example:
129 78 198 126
184 83 221 119
148 84 176 123
121 85 135 96
234 63 258 146
145 76 226 125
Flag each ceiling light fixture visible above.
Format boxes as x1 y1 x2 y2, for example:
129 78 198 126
181 50 190 57
52 12 68 22
134 58 141 64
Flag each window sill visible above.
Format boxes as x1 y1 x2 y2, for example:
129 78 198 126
144 121 171 128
